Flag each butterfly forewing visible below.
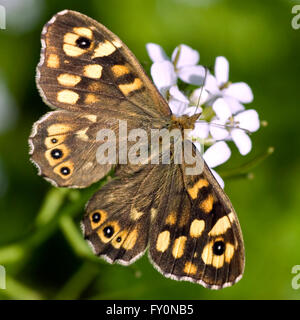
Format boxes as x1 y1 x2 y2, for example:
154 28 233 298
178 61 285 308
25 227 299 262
37 10 170 118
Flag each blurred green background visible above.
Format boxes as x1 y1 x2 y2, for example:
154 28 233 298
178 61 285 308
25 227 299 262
0 0 299 300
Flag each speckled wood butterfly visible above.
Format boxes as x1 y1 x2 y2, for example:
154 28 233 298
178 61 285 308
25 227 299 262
29 10 245 289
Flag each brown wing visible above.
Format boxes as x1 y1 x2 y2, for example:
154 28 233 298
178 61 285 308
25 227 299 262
82 164 161 265
148 144 245 289
29 110 114 188
37 10 171 119
29 108 157 188
31 10 170 188
82 152 244 288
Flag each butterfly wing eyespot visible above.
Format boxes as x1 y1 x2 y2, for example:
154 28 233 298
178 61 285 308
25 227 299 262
76 36 92 49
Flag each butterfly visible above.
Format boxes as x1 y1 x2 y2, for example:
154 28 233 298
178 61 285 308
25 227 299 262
29 10 245 289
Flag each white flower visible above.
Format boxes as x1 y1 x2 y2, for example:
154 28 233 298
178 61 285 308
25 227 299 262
168 85 203 117
189 121 209 140
146 42 261 172
194 141 231 188
168 85 190 115
210 109 260 155
205 56 254 118
146 43 206 117
146 43 206 94
190 87 209 107
149 60 177 97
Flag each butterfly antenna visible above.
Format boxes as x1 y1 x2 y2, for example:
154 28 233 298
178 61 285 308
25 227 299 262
193 66 208 116
195 120 251 135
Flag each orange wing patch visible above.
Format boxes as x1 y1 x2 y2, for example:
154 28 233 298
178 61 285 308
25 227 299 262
118 78 143 96
199 193 214 214
187 179 209 200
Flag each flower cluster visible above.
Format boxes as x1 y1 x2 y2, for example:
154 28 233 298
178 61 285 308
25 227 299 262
146 43 260 188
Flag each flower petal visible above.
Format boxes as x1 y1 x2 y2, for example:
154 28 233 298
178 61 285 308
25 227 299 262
210 168 225 189
193 141 202 153
223 96 245 114
177 65 206 85
169 85 189 103
223 82 253 103
168 98 189 116
183 105 203 117
190 121 209 139
231 128 252 155
212 98 232 121
209 118 229 140
171 44 199 68
204 74 220 96
190 87 209 106
234 109 260 132
215 56 229 86
150 61 177 90
146 43 169 62
204 141 231 168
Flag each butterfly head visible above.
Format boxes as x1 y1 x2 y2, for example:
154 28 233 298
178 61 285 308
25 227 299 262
170 113 201 131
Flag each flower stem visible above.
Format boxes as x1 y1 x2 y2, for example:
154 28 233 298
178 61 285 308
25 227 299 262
58 214 104 264
55 261 100 300
0 185 97 265
35 188 70 227
219 146 275 179
0 188 69 265
1 275 44 300
200 106 215 122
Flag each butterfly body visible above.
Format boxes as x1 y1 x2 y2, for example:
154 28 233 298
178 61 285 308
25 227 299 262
29 10 245 289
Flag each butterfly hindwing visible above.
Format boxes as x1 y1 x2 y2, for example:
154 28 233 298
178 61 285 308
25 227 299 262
29 110 115 187
82 164 162 264
29 108 156 188
149 156 244 289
